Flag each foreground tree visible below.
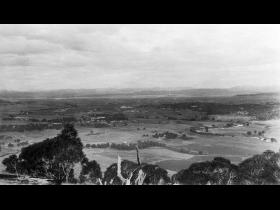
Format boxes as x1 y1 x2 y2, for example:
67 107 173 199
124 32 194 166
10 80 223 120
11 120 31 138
238 150 280 184
3 124 86 184
173 150 280 185
2 155 20 176
103 158 170 185
172 157 240 185
79 158 102 184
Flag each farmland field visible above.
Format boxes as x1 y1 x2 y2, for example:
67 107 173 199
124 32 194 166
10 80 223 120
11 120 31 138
1 94 280 177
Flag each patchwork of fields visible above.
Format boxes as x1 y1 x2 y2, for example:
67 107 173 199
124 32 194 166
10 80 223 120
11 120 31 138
1 94 280 176
1 120 279 175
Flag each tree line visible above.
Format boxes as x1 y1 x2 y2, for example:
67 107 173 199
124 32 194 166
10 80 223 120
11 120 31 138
86 141 166 150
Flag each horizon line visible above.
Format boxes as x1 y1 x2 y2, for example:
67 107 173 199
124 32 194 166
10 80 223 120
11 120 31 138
0 85 280 93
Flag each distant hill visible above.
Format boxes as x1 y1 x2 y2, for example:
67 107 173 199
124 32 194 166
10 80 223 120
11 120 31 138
232 92 280 104
0 99 12 104
0 87 279 99
235 92 280 97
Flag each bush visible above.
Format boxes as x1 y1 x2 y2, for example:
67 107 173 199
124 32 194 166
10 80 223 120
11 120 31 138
103 160 170 185
180 134 194 141
172 157 239 185
17 141 29 147
88 141 166 151
139 164 170 184
238 150 280 184
173 150 280 185
103 160 138 185
90 143 110 149
79 158 102 184
271 138 277 143
8 143 14 147
2 155 21 174
153 131 178 139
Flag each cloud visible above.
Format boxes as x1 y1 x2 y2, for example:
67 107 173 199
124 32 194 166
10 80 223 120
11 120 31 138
0 24 280 91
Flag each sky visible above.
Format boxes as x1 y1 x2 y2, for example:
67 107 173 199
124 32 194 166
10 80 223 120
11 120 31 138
0 24 280 91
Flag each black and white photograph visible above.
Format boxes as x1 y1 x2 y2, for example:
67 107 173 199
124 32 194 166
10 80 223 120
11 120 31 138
0 24 280 185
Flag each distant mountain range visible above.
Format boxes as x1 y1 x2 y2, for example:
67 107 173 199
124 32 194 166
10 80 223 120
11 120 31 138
0 87 279 99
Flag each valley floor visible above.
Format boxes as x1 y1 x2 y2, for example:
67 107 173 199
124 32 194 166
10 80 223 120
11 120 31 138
1 120 279 177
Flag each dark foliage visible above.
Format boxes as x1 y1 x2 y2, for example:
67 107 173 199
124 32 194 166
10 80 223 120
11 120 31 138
156 102 280 120
79 158 102 184
103 160 137 185
106 113 128 122
0 123 63 132
89 143 110 149
3 123 280 185
87 141 166 151
2 155 20 174
246 131 252 136
139 164 170 184
47 117 77 123
3 124 86 184
238 150 280 184
179 134 194 141
173 157 240 185
103 160 170 185
152 131 178 139
173 150 280 185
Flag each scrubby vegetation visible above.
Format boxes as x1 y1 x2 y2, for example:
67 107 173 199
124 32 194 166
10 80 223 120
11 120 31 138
238 150 280 184
2 124 280 185
173 151 280 185
159 102 280 120
86 140 166 150
103 158 170 185
152 131 178 139
79 158 102 184
0 123 63 132
179 134 193 141
172 157 240 185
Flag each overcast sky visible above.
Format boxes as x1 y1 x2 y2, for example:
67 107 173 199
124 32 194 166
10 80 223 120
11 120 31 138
0 24 280 91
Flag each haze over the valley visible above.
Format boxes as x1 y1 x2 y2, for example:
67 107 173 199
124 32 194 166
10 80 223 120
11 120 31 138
0 24 280 91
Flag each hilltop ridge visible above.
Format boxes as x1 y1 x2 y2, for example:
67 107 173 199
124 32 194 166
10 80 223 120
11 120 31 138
0 87 278 99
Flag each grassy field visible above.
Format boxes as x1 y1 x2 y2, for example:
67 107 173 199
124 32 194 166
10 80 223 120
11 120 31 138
2 120 278 174
84 147 193 172
1 95 280 176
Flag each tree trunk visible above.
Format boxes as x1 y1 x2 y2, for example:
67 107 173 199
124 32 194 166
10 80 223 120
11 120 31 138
136 146 141 165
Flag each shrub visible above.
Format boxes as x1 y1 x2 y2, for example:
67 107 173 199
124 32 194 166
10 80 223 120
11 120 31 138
103 160 138 185
153 131 178 139
238 150 280 184
271 138 277 143
173 157 239 185
139 164 170 184
103 159 170 185
17 141 29 147
79 158 102 184
173 151 280 185
180 134 194 141
2 155 21 174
